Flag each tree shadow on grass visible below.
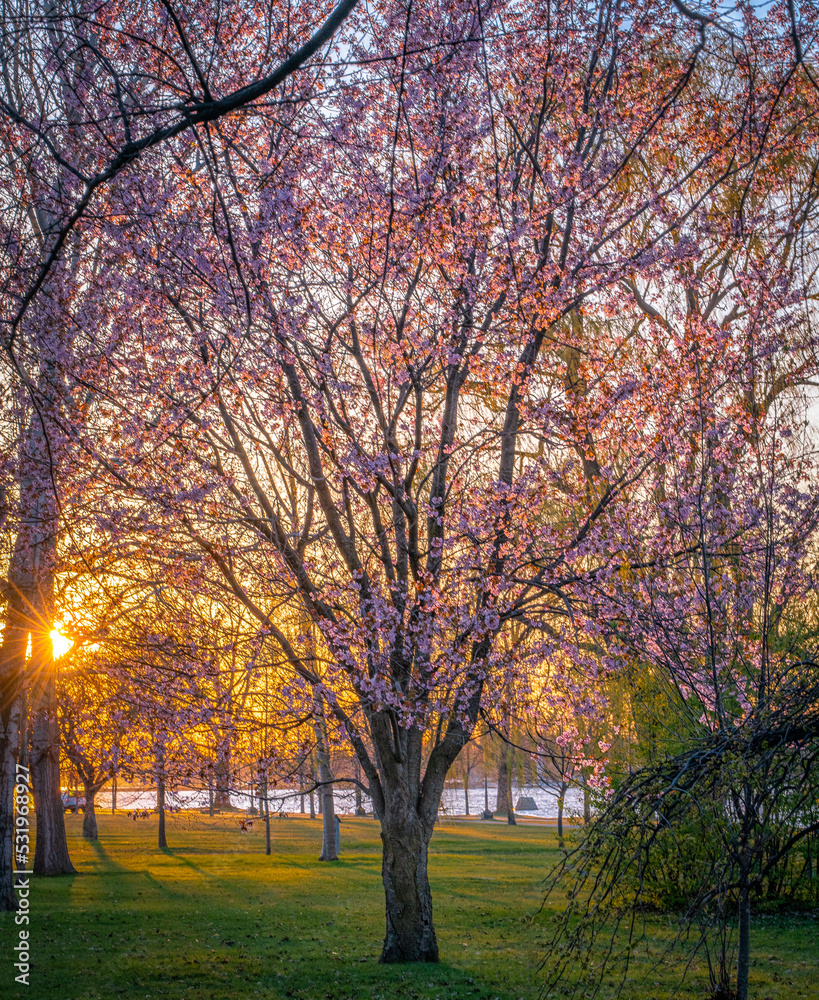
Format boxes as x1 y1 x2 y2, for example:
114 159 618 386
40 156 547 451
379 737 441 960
268 957 530 1000
85 837 139 874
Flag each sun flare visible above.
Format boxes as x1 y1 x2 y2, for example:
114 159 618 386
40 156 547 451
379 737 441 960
50 629 73 659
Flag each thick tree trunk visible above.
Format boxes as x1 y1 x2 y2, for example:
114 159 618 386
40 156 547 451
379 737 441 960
379 809 438 963
82 785 98 840
736 882 751 1000
0 741 19 909
0 607 26 910
32 673 75 875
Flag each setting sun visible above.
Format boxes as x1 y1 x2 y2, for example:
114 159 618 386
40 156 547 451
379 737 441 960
50 629 73 659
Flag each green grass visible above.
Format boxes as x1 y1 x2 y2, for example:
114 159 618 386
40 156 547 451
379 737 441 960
0 812 816 1000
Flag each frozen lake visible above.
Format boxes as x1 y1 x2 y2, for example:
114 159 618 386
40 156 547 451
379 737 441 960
95 782 586 819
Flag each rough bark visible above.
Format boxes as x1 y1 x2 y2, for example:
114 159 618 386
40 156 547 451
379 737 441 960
32 673 75 875
2 417 67 892
0 601 26 909
379 809 437 962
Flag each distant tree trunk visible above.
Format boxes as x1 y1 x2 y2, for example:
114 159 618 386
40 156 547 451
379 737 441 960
32 670 75 875
495 746 509 816
111 774 117 814
259 766 271 855
482 743 493 819
355 758 365 815
208 780 214 817
502 742 515 825
309 783 316 819
82 782 99 839
214 741 231 807
315 708 337 861
299 773 305 814
557 781 567 848
156 743 167 850
463 773 470 816
736 880 751 1000
582 774 591 824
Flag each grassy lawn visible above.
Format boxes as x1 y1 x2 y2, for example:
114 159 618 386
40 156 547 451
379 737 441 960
0 812 815 999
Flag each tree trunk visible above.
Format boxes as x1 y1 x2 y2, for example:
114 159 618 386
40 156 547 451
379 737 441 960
557 782 567 849
463 774 470 816
379 808 438 962
299 773 305 814
111 774 117 814
355 759 365 816
32 672 75 875
214 741 232 807
482 755 493 819
504 743 515 825
495 747 509 816
0 733 20 909
315 712 337 861
736 882 751 1000
0 601 26 909
156 744 167 850
259 768 271 855
82 784 98 840
208 781 214 817
582 774 591 824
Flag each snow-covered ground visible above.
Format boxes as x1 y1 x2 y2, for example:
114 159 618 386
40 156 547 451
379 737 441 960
95 783 585 819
